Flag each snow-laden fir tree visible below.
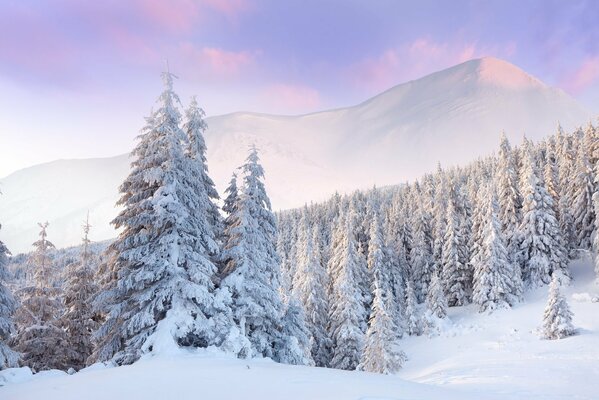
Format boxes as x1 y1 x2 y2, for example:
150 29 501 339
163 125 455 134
473 184 519 312
276 297 314 366
555 125 577 256
442 187 469 306
431 166 448 271
570 140 595 251
328 211 367 370
358 263 406 375
93 71 225 365
183 96 223 243
292 220 331 367
14 222 69 371
409 191 435 303
497 133 522 268
222 172 239 217
0 223 18 369
518 140 567 287
221 146 291 361
542 272 575 340
61 216 99 370
404 279 423 336
425 271 447 319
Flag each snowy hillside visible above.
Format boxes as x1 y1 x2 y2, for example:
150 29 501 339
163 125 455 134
2 260 597 400
0 57 592 252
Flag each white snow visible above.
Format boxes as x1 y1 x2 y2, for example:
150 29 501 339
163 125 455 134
0 57 592 253
2 259 598 400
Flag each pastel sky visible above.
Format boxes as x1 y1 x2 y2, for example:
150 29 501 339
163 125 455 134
1 0 598 177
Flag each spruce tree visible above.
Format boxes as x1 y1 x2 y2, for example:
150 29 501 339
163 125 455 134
276 297 314 366
221 146 286 360
14 222 69 371
328 212 367 371
571 141 595 251
410 194 434 303
183 96 223 244
358 273 406 375
405 279 423 336
0 223 18 369
93 71 224 364
426 271 447 319
473 184 519 312
442 188 469 306
292 221 331 367
61 216 99 371
518 141 566 287
542 272 575 340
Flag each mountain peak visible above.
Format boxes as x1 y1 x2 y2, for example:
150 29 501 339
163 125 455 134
472 56 545 90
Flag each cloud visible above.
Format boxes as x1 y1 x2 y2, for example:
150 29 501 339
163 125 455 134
347 38 517 92
202 0 251 19
133 0 201 33
559 56 599 94
177 43 258 77
260 84 321 114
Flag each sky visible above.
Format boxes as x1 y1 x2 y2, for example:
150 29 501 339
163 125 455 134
1 0 599 177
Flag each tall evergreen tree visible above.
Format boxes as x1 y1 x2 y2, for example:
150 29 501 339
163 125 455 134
410 193 434 303
571 140 595 251
473 184 519 312
221 146 287 361
0 223 18 369
183 96 222 243
442 188 469 306
328 212 367 371
542 272 575 340
426 271 447 319
292 221 331 367
61 216 99 371
14 223 69 371
93 71 224 364
404 279 423 336
518 141 567 287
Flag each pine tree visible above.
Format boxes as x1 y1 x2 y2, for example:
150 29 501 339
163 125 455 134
61 216 99 371
183 96 222 244
426 271 447 319
358 273 406 374
222 172 239 216
555 125 576 256
404 279 423 336
292 222 331 367
571 140 595 251
221 146 286 360
518 141 566 287
542 272 575 340
93 71 224 365
497 133 522 269
410 194 434 303
0 223 18 369
328 212 367 370
14 222 69 371
442 188 469 306
473 184 519 312
275 297 314 366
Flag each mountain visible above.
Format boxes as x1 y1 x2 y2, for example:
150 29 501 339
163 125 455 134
0 57 592 252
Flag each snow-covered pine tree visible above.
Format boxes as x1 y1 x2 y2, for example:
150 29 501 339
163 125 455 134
0 223 18 369
570 139 595 251
183 96 222 243
432 166 448 272
410 191 435 303
542 272 575 340
555 125 576 256
222 172 239 216
404 279 423 336
14 222 69 371
358 267 406 375
472 184 519 312
93 71 224 365
276 297 314 366
425 271 447 319
518 140 567 287
61 215 99 371
328 211 367 371
442 187 469 306
221 146 287 361
497 133 522 269
292 221 331 367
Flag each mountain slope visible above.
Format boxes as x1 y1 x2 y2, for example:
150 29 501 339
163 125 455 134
0 57 592 252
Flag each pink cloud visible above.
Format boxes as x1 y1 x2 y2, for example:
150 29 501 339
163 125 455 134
560 57 599 94
348 38 517 92
202 0 251 19
177 43 258 77
133 0 201 33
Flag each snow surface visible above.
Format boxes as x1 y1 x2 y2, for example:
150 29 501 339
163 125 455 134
0 57 592 252
2 260 598 400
